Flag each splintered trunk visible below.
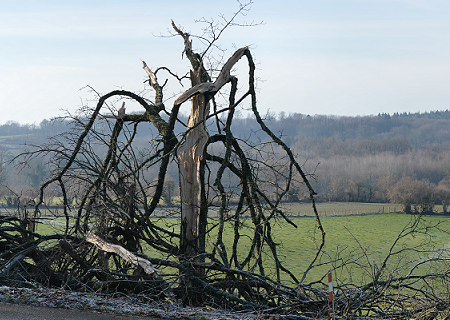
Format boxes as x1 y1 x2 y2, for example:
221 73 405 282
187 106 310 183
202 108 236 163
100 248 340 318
172 46 247 303
177 68 209 264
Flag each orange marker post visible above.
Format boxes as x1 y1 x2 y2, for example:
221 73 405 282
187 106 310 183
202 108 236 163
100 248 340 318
328 272 333 301
328 272 335 320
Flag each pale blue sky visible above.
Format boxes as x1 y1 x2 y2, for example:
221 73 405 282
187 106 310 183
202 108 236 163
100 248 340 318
1 0 449 125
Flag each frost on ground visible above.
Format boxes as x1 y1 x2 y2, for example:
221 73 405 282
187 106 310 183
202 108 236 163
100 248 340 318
0 286 264 319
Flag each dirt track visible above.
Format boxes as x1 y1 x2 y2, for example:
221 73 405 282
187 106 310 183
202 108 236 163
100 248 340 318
0 302 161 320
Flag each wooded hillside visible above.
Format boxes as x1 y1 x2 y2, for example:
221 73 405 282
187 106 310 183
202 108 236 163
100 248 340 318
2 110 450 210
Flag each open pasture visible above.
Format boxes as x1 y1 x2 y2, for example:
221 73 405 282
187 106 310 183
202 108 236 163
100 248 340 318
268 213 450 284
153 211 450 286
3 203 449 288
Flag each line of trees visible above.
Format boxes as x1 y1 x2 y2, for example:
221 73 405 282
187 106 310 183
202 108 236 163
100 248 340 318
304 150 450 205
4 111 450 212
3 109 450 212
4 109 450 153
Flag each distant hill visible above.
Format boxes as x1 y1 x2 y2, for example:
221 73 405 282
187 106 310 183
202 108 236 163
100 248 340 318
229 110 450 156
3 109 450 155
2 110 450 205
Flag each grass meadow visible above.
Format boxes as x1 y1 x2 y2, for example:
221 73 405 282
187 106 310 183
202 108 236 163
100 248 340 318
5 202 450 288
209 212 450 285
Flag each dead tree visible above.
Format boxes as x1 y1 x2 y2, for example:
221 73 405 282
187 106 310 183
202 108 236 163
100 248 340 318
9 8 324 305
3 6 450 318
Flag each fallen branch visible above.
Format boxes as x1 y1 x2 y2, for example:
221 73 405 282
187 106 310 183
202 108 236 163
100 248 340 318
85 231 163 279
1 252 26 275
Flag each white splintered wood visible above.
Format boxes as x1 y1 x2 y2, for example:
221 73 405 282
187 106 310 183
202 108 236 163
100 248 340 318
86 231 162 278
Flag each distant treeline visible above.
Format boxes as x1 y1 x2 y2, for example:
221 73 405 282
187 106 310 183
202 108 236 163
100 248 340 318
229 110 450 211
2 110 450 212
3 109 450 152
229 110 450 154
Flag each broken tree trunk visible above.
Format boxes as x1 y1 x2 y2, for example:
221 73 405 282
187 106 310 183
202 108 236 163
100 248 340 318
177 67 209 261
174 47 248 304
175 47 248 264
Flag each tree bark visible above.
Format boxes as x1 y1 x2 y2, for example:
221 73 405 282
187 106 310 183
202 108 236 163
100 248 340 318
175 47 248 263
177 68 209 261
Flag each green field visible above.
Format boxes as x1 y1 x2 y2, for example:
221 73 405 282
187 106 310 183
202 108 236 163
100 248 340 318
207 212 449 285
6 202 449 288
